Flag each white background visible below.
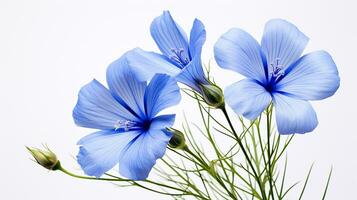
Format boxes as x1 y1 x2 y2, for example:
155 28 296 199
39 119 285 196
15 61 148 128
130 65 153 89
1 0 356 199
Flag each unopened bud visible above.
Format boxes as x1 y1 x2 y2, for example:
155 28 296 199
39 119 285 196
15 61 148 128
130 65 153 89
26 146 60 170
209 160 218 175
199 84 224 108
167 128 187 150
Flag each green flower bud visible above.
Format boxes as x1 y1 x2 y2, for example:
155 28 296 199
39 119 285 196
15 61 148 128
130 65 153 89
167 128 187 150
208 160 218 175
199 83 224 108
26 146 60 170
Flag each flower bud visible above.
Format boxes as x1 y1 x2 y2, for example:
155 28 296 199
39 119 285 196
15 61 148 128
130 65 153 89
208 160 218 175
199 83 224 108
167 128 187 150
26 146 60 170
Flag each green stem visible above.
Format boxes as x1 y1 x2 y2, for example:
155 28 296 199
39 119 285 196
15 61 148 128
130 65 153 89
221 106 267 200
266 106 275 200
57 163 207 198
59 165 128 181
197 102 238 199
184 146 238 200
256 119 268 198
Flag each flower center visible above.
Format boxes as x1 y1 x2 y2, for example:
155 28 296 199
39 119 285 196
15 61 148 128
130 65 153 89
270 58 285 80
169 48 189 67
265 58 285 92
141 120 151 131
114 120 137 131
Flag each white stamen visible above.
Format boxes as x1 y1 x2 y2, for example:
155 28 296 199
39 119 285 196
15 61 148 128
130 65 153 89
114 120 136 131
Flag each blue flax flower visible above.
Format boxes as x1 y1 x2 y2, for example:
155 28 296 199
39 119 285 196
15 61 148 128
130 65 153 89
73 56 181 180
214 19 340 134
124 11 209 93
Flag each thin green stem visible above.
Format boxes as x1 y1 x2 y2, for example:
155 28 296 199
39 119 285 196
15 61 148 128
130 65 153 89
256 117 268 198
221 106 267 200
58 163 207 198
184 146 237 199
59 166 128 181
267 106 275 200
321 167 333 200
196 102 237 199
298 163 314 200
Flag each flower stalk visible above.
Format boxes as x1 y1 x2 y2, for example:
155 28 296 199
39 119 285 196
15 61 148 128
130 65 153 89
221 106 268 200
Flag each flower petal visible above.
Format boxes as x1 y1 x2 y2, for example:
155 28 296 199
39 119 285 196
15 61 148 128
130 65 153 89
73 79 138 130
77 130 141 177
225 79 272 120
273 93 318 135
107 57 147 119
145 74 181 118
275 51 340 100
150 11 189 59
150 114 176 130
125 48 181 80
261 19 309 77
176 55 209 93
119 129 172 180
214 28 267 84
189 19 206 57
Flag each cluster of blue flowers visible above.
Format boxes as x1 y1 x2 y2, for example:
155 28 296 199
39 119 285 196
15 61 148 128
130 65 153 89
73 11 340 181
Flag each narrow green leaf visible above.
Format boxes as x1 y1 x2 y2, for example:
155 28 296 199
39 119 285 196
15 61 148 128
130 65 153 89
279 156 288 198
298 163 314 200
321 166 333 200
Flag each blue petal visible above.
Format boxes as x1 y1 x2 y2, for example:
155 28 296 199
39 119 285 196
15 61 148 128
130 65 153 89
225 79 272 120
119 129 172 180
145 74 181 118
273 93 318 135
77 130 141 177
176 55 209 93
107 57 147 119
150 114 176 130
125 48 181 80
189 19 206 57
261 19 309 79
214 28 267 84
150 11 189 59
73 79 138 130
275 51 340 100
